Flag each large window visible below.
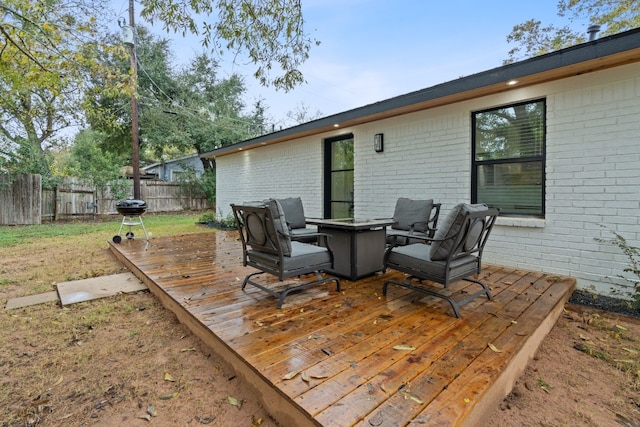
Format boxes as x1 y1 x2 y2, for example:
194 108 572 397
324 134 354 218
472 99 546 217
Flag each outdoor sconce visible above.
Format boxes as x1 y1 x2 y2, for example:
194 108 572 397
374 133 384 153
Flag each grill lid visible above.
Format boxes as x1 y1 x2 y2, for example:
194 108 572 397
116 199 147 209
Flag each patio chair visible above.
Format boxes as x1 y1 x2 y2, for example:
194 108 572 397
386 198 441 246
231 200 341 308
383 203 499 317
277 197 318 243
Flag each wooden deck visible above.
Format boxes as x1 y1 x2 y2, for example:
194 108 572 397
108 230 575 427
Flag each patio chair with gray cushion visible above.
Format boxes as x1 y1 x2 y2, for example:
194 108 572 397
277 197 318 243
231 200 341 308
383 203 499 317
386 198 441 246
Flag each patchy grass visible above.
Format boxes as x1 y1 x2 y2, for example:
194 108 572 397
0 214 272 427
0 213 208 296
574 313 640 389
0 213 204 248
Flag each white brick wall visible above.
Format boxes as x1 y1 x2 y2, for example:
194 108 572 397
216 62 640 297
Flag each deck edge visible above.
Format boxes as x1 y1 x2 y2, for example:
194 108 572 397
108 241 321 427
460 277 577 427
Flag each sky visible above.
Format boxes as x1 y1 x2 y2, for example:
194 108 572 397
108 0 592 128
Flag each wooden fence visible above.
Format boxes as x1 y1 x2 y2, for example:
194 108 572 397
0 174 42 225
2 174 209 225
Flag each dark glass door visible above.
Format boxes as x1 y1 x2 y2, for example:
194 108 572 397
324 134 354 218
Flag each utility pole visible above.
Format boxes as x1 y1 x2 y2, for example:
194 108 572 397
128 0 141 199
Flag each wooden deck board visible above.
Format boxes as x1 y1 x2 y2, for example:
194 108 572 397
108 231 575 427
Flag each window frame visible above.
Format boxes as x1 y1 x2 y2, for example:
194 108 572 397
471 98 546 218
323 133 354 219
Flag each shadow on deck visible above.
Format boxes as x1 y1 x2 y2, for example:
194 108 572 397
108 230 575 427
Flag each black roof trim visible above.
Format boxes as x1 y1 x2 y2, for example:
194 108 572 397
202 28 640 158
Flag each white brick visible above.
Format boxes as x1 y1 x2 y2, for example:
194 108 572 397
216 62 640 298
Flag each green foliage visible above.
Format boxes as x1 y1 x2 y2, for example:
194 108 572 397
505 0 640 63
60 130 129 211
140 0 318 92
85 30 265 163
198 169 216 205
175 166 216 208
198 211 217 223
198 209 236 229
596 228 640 308
0 142 59 189
558 0 640 35
0 0 127 179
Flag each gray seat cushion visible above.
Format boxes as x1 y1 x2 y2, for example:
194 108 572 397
392 198 433 232
262 199 292 256
277 197 307 230
429 203 487 261
387 243 479 280
248 241 331 271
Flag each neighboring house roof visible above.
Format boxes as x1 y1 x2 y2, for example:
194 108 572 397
143 154 201 170
201 27 640 159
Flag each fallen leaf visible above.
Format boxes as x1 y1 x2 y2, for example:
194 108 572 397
138 414 151 421
252 415 264 426
409 394 423 404
53 375 64 386
311 373 328 379
228 396 242 409
488 343 502 353
393 345 416 351
282 371 300 380
400 388 424 404
180 347 195 352
195 415 216 424
615 324 628 331
464 397 471 403
159 391 179 400
147 404 157 417
164 372 176 382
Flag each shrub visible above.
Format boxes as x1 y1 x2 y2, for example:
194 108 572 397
596 228 640 309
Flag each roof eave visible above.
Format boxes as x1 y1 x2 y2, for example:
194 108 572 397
201 28 640 159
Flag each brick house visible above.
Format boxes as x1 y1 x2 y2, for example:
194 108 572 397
201 28 640 296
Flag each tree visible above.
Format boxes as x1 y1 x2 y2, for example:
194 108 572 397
0 0 126 181
2 0 314 182
59 130 129 214
140 0 319 92
286 102 323 126
505 0 640 63
84 28 266 171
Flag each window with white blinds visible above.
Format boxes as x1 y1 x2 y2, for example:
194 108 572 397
472 99 545 217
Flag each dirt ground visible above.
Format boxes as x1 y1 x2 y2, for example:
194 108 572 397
2 239 640 426
487 305 640 427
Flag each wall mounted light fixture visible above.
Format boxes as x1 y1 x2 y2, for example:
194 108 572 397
374 133 384 153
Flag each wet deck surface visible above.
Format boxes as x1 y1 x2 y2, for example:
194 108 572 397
109 230 575 426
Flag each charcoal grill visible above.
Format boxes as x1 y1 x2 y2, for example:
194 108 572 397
113 199 149 243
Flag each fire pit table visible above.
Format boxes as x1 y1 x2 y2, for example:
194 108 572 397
113 199 148 243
